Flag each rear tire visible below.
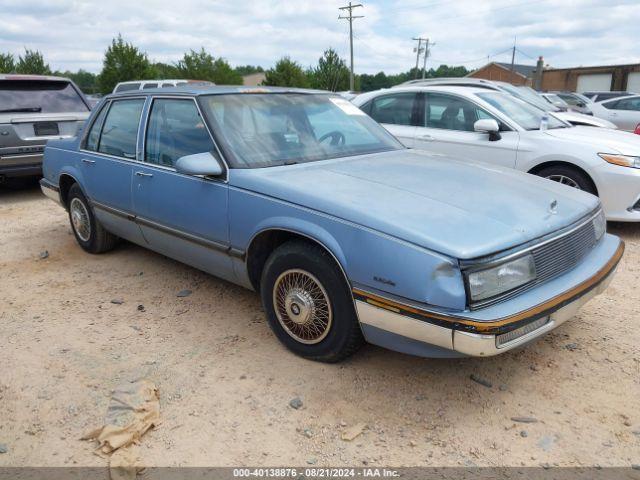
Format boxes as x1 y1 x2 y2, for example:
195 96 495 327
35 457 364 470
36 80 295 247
536 165 597 195
260 240 364 362
67 183 118 254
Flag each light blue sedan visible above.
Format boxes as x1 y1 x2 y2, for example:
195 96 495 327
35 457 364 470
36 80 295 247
40 86 624 362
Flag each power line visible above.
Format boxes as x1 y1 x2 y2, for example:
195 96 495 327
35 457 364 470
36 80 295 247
339 2 364 91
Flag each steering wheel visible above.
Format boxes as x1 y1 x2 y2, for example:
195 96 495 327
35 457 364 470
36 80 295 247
319 130 346 146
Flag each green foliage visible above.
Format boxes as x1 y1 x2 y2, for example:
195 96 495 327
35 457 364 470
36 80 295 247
150 62 181 79
55 69 98 94
0 52 15 73
309 48 349 92
176 48 242 85
234 65 264 76
16 49 51 75
262 57 310 88
358 64 470 92
97 35 152 94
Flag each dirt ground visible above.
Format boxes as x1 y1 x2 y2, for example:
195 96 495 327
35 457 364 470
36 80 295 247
0 181 638 469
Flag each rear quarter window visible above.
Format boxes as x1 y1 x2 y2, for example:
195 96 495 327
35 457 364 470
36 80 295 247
114 83 141 93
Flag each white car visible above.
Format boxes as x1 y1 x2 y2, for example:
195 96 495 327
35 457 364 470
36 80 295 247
353 85 640 221
590 95 640 133
397 78 617 129
112 79 214 93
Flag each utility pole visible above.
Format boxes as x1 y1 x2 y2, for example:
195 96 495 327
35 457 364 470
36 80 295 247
412 37 425 79
421 38 435 79
339 2 363 91
509 37 516 81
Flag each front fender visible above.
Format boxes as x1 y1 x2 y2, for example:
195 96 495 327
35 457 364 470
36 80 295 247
229 188 467 310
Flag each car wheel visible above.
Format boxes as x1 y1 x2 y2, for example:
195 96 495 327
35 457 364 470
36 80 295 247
260 240 364 362
67 183 118 254
536 165 596 195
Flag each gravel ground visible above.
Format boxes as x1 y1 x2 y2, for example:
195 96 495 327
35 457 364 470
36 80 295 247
0 181 638 469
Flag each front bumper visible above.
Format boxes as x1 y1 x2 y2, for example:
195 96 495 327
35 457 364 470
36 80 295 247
593 161 640 222
354 237 624 358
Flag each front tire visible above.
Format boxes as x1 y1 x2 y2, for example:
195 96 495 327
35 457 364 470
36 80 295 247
536 165 597 195
67 183 118 254
260 240 364 362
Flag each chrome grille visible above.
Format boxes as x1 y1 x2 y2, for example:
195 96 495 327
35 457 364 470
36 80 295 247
467 211 602 309
531 219 597 285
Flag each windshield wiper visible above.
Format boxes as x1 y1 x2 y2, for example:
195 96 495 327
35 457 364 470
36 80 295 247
0 107 42 113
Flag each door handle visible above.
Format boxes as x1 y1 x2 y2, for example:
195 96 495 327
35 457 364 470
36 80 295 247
81 158 96 164
135 171 153 178
417 134 434 141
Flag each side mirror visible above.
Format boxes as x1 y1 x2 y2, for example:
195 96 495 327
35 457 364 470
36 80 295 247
175 152 223 177
577 101 586 108
474 119 501 141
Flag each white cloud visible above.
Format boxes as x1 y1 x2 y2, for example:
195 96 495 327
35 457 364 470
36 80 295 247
0 0 638 74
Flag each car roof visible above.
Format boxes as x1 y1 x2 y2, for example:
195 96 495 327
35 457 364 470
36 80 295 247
0 73 73 82
107 85 330 98
116 79 189 85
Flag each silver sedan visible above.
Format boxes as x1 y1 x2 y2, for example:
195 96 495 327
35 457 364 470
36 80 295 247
590 95 640 133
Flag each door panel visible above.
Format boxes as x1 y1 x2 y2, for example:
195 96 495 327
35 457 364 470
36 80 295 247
412 92 518 169
132 97 234 282
80 98 146 244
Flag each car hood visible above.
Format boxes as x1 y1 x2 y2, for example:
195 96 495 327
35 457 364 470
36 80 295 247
230 150 599 259
543 125 640 156
552 111 617 129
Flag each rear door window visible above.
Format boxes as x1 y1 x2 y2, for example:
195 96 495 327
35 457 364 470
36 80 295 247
369 93 419 126
0 80 88 113
97 99 145 158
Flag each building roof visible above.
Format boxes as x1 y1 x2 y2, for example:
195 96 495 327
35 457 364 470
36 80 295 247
493 62 537 78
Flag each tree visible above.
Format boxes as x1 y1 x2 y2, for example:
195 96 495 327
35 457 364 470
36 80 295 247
309 48 349 92
234 65 264 76
0 53 15 73
97 35 152 94
151 62 180 80
176 48 242 85
16 49 51 75
55 69 99 94
262 57 310 88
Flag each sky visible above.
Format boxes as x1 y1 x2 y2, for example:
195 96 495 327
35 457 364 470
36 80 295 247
1 0 639 75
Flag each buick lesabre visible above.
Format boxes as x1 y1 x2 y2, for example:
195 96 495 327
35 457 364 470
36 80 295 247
40 86 624 362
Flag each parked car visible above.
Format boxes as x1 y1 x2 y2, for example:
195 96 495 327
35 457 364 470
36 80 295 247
40 86 622 361
353 85 640 221
548 91 593 115
85 94 103 108
582 91 635 103
112 79 214 93
397 78 616 129
0 74 91 181
589 94 640 133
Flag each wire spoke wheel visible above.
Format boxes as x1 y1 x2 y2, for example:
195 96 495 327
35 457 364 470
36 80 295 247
546 174 580 189
70 197 91 242
272 269 333 344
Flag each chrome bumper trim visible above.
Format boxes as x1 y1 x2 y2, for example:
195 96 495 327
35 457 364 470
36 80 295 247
39 179 62 205
356 265 617 358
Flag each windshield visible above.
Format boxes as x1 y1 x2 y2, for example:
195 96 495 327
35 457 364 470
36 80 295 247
0 80 89 113
477 92 567 130
200 93 403 168
497 83 560 112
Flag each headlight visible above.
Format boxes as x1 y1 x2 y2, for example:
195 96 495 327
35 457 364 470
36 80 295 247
467 254 536 302
599 153 640 169
593 209 606 241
